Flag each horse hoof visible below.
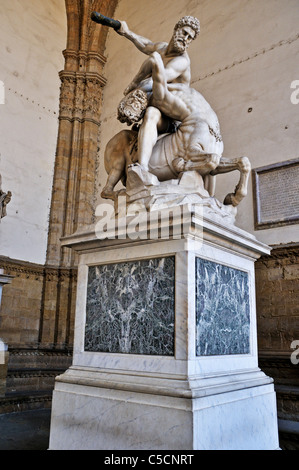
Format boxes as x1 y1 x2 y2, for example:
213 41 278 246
223 193 238 206
101 190 120 202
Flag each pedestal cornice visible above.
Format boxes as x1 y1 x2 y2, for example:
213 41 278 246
60 207 271 261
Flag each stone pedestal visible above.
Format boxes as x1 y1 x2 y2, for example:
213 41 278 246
0 269 13 305
0 347 9 398
49 207 279 450
0 269 13 397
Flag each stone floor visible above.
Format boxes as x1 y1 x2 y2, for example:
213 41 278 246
0 409 51 450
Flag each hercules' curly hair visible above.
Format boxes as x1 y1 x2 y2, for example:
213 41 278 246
174 16 200 38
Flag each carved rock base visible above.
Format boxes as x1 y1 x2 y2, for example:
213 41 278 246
123 165 237 225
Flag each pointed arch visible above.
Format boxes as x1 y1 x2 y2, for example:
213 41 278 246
64 0 119 55
88 0 119 53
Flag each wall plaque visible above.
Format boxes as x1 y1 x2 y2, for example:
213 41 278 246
252 158 299 229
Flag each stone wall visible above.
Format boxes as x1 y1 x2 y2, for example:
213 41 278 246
255 244 299 449
256 244 299 354
0 258 43 348
0 0 67 264
0 256 75 412
0 256 76 350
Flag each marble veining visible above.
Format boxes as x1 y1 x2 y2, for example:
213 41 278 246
195 257 250 356
85 256 175 355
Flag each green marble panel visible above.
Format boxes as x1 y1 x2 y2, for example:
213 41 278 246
196 257 250 356
85 256 175 355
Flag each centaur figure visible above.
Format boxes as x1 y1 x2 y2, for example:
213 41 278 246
101 51 250 207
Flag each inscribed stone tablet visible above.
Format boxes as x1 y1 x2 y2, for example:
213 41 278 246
253 159 299 229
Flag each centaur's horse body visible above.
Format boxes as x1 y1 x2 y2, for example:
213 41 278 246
147 87 224 182
102 77 250 207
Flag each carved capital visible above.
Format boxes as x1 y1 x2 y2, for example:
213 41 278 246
58 71 76 119
62 49 107 73
74 74 85 119
83 73 106 123
58 70 106 124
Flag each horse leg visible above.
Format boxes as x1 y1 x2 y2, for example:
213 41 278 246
101 130 137 201
211 156 251 206
173 153 221 175
101 167 126 202
204 174 216 197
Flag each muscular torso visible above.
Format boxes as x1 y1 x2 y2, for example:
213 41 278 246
152 84 223 159
155 43 191 85
152 84 219 127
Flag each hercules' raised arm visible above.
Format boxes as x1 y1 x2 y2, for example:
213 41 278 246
91 11 165 55
116 21 166 55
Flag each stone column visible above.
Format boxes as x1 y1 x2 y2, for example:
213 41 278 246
47 54 107 268
39 0 118 350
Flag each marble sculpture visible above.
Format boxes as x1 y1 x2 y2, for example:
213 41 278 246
91 12 251 218
0 174 11 220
